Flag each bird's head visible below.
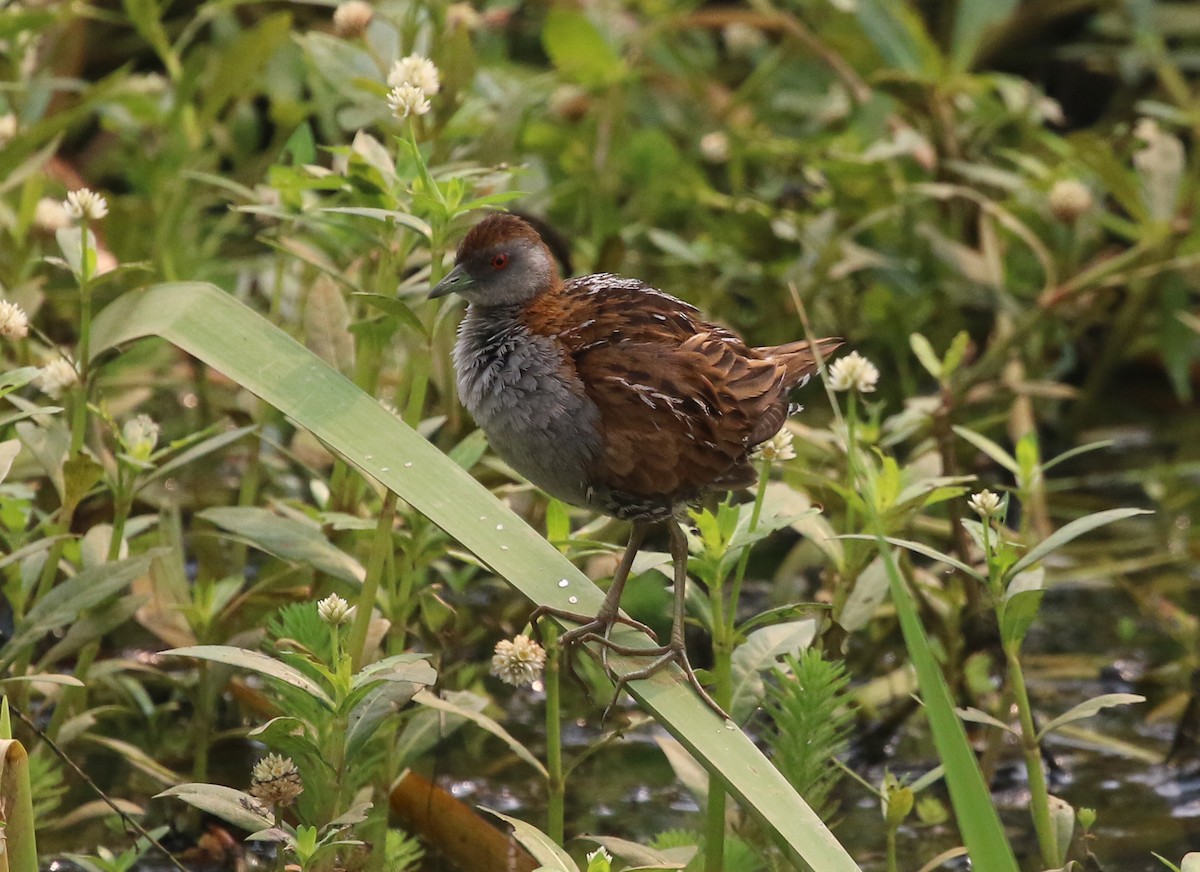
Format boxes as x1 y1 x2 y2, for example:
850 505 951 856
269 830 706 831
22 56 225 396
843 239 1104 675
428 213 559 307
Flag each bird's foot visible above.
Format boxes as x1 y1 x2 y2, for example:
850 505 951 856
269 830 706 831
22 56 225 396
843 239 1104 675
529 605 658 648
581 635 729 721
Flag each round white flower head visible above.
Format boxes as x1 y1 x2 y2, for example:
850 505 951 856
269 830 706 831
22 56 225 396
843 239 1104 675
63 188 109 222
388 83 432 119
753 428 796 464
250 753 303 807
34 197 69 232
0 300 30 341
1048 179 1093 224
36 357 78 399
490 635 546 687
968 489 1002 520
0 114 17 146
700 131 730 164
388 54 440 95
122 413 161 461
828 350 880 394
317 593 355 625
332 0 373 38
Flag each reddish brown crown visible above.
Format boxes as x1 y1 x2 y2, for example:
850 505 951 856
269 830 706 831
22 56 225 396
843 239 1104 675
458 213 548 259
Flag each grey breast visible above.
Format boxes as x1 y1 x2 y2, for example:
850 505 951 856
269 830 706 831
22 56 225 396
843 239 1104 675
453 305 602 507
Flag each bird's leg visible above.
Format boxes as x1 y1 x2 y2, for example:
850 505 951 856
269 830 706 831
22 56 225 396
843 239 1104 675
598 517 728 720
531 520 658 646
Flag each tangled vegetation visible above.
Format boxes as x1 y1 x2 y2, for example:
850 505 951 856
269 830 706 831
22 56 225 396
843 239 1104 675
1 2 1198 871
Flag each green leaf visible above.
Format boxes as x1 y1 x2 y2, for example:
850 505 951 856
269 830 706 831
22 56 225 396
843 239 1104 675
415 690 547 778
0 438 19 484
840 534 985 582
909 333 943 380
323 207 432 238
304 275 355 376
867 538 1020 871
999 589 1043 648
949 0 1019 71
952 425 1019 475
956 707 1017 735
2 553 157 670
88 282 862 872
157 783 274 831
1008 508 1152 576
542 9 627 88
581 836 692 871
1037 693 1146 741
199 506 366 585
162 645 335 708
352 293 428 338
729 620 817 724
855 0 942 77
482 809 579 872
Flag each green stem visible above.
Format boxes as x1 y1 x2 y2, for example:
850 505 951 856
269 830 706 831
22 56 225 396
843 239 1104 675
544 626 565 845
193 660 212 784
729 461 770 614
705 579 733 872
1006 648 1058 868
348 490 398 670
886 826 899 872
71 220 94 459
108 469 132 563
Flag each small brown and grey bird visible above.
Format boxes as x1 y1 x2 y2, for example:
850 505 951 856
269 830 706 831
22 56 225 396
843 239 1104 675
430 213 840 710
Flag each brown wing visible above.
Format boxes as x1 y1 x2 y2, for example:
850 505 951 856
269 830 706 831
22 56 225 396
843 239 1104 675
524 275 793 501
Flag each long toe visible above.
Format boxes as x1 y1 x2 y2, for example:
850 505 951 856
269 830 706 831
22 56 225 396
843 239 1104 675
604 643 729 720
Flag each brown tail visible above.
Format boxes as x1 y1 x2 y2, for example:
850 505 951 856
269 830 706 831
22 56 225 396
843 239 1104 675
760 337 844 389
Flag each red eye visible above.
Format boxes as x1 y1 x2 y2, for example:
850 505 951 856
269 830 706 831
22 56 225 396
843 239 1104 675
491 253 510 270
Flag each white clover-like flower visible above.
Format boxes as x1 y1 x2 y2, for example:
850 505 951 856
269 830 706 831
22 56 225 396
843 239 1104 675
0 300 30 341
122 414 161 461
699 131 730 164
490 636 546 687
317 593 355 626
63 188 109 222
968 489 1002 520
754 428 796 464
828 350 879 394
0 114 17 146
36 357 78 399
34 197 69 232
387 83 432 119
1048 179 1093 223
332 0 373 38
388 54 440 95
446 3 482 32
249 753 303 807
